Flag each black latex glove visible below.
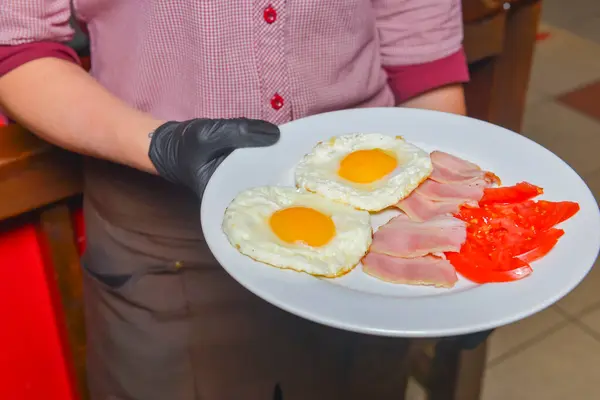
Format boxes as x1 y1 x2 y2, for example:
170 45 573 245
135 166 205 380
148 118 280 198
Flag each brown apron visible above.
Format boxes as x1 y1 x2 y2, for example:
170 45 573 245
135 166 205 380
81 200 410 400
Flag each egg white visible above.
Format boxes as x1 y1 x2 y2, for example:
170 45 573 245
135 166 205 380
295 133 433 211
222 186 372 277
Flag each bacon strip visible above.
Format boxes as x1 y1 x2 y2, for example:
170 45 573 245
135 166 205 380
370 214 466 258
395 151 497 221
431 150 481 173
415 180 484 202
429 151 482 183
429 151 500 186
395 192 466 222
362 252 458 288
361 150 499 289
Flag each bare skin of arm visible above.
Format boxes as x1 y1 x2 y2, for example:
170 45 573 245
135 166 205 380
0 57 164 173
399 84 467 116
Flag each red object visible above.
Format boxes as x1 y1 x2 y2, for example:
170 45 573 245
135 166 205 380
511 200 580 233
480 182 543 205
0 42 81 78
536 31 551 42
383 49 470 104
446 250 532 283
0 225 79 400
71 207 87 256
270 93 284 110
263 6 277 24
449 186 580 284
80 56 91 72
517 228 565 263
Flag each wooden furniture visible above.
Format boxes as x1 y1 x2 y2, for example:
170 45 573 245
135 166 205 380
0 124 86 399
464 0 541 133
0 1 540 398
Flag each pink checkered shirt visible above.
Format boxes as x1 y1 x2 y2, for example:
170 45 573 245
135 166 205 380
1 0 468 123
1 0 469 239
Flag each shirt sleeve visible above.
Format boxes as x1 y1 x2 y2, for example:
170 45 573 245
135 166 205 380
0 1 80 78
373 0 470 103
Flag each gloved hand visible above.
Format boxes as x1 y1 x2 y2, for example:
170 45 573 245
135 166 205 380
148 118 280 198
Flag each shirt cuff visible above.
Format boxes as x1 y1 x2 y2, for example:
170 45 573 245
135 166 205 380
383 48 470 104
0 42 81 78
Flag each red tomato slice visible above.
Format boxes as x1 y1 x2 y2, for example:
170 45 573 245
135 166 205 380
454 205 493 226
488 249 524 271
451 186 578 284
479 182 543 205
477 200 579 231
446 251 533 283
516 228 564 263
524 201 580 232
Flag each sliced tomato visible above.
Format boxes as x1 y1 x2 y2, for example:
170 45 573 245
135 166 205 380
446 251 533 283
451 183 579 284
511 228 562 254
492 217 534 237
519 201 580 232
477 200 579 231
479 182 543 205
516 228 564 263
454 205 492 225
487 248 523 271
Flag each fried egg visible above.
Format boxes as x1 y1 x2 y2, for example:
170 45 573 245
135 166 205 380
295 133 433 211
222 186 372 277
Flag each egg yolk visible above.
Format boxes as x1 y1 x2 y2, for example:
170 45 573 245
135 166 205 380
338 149 397 184
269 207 335 247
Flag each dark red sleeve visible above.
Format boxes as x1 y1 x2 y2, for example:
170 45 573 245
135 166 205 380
0 42 80 78
383 48 470 104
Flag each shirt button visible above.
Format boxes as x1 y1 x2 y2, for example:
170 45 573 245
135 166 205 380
270 93 284 110
263 6 277 24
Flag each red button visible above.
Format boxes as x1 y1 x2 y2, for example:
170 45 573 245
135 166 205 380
264 6 277 24
270 93 284 110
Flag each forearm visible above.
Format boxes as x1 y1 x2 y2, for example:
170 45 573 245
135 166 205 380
0 57 163 173
399 84 466 116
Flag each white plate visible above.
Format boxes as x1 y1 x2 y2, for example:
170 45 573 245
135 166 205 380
201 108 600 337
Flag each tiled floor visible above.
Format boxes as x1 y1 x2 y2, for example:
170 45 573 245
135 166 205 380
483 4 600 399
542 0 600 45
407 3 600 399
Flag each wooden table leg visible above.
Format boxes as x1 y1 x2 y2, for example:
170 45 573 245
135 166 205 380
410 339 488 400
465 0 541 132
38 204 88 400
429 340 487 400
452 341 488 400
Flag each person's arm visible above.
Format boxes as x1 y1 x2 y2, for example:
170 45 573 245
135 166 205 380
373 0 469 115
401 84 466 115
0 56 163 173
0 1 163 172
0 3 280 199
